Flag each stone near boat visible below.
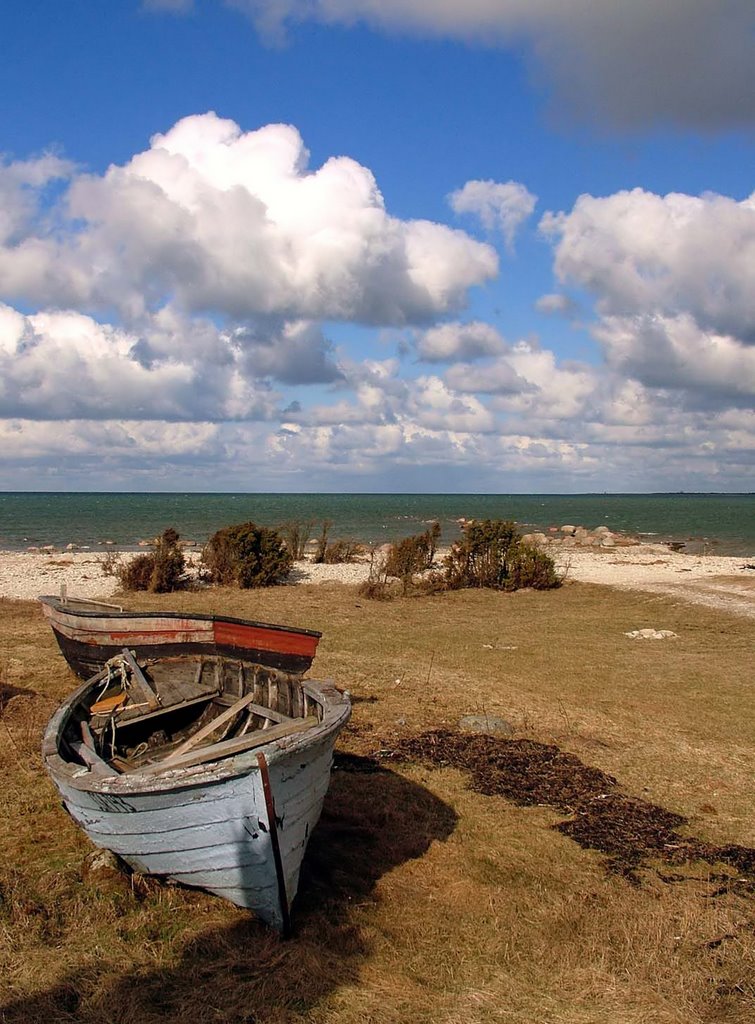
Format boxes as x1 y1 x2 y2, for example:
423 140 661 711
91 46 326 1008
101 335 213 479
624 628 678 640
65 543 78 551
560 525 577 536
459 714 514 736
81 848 130 895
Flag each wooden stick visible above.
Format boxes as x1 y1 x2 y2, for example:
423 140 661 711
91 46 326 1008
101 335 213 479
214 697 293 724
163 690 261 763
136 716 318 775
257 751 291 938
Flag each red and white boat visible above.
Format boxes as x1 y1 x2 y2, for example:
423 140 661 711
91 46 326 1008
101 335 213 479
39 594 321 680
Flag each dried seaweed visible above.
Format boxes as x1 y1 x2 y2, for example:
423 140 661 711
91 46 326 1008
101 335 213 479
388 730 755 883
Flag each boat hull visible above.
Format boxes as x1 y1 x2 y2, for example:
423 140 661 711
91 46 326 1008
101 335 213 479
53 734 337 930
42 663 350 932
39 597 321 678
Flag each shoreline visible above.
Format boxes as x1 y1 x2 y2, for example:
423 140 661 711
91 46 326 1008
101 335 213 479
1 544 753 617
2 493 754 559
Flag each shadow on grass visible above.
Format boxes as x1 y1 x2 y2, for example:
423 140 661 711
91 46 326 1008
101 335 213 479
0 759 457 1024
0 684 37 712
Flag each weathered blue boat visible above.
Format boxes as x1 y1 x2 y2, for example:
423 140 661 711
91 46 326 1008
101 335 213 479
42 650 350 933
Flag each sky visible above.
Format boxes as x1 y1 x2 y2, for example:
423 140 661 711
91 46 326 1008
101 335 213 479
0 1 753 493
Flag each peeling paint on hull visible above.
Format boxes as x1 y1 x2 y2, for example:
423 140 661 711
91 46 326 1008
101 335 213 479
39 596 321 677
43 663 350 932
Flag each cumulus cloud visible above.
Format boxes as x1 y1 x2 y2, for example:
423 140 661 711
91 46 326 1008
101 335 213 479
416 321 505 363
229 320 342 385
2 118 753 488
0 302 305 421
535 293 578 317
0 154 73 246
449 180 536 249
0 113 497 325
542 188 755 339
594 314 755 405
542 187 755 406
447 340 596 420
0 418 224 488
223 1 755 128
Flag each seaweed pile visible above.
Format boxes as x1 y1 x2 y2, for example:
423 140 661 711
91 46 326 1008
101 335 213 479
387 730 755 884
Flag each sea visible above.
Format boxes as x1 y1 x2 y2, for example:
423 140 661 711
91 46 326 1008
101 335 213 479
0 492 753 556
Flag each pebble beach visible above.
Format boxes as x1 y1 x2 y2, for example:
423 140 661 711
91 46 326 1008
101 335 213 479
1 541 753 617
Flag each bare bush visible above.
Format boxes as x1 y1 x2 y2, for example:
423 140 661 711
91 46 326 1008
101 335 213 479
357 547 392 600
117 528 186 593
99 550 122 578
321 539 364 564
279 520 315 560
385 523 441 595
312 520 333 563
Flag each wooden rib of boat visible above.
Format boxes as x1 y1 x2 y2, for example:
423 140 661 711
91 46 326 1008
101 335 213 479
42 650 350 933
39 594 321 680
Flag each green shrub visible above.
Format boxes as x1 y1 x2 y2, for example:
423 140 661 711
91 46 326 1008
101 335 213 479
118 528 186 593
507 543 562 590
202 521 292 588
442 519 560 592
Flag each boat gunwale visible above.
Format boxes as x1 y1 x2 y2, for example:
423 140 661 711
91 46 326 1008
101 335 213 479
38 595 322 639
43 671 349 795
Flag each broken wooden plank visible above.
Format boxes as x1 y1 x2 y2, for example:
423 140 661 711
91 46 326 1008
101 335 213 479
163 690 262 763
121 649 161 711
80 721 97 751
112 690 216 730
136 716 318 775
70 740 120 778
213 696 293 724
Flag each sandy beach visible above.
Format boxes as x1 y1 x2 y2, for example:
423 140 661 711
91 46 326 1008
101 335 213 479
1 543 753 617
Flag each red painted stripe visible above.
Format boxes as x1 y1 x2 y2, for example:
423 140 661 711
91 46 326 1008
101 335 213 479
214 621 319 658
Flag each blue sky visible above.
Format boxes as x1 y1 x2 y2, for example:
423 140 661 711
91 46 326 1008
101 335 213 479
0 0 753 492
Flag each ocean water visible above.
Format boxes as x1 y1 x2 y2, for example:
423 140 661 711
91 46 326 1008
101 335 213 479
0 492 753 556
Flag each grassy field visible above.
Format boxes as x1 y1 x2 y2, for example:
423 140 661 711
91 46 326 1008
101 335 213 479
0 579 753 1023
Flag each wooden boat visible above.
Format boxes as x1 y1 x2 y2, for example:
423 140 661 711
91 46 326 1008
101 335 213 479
39 594 321 680
42 649 351 933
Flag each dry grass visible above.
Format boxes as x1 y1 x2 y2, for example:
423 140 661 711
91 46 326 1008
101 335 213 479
0 580 753 1023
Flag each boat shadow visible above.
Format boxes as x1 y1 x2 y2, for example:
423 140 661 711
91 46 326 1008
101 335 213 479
0 757 457 1023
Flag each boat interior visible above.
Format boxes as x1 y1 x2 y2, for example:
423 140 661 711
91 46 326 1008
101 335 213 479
61 651 321 778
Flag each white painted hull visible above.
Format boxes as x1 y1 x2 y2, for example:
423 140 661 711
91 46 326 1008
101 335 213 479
55 736 335 929
44 671 350 932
